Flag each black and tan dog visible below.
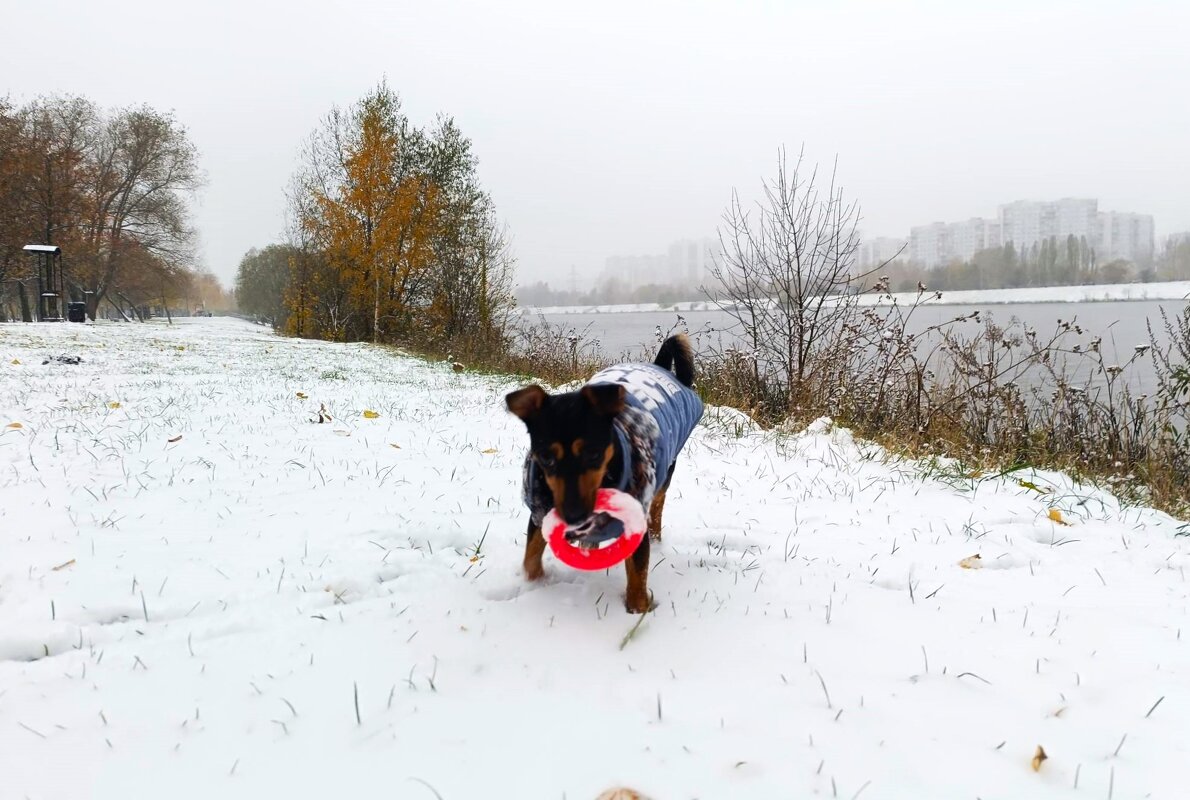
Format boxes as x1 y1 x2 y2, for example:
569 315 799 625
506 335 704 612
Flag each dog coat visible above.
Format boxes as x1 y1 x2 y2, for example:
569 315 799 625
522 363 704 526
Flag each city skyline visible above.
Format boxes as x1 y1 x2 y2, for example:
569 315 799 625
905 198 1155 268
594 196 1169 289
4 1 1187 287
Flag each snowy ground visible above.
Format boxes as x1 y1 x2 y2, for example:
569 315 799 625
2 317 1188 800
527 280 1190 315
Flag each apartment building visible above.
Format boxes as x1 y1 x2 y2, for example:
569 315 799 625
906 198 1153 267
1098 211 1156 263
856 236 908 268
601 237 719 288
908 218 1001 267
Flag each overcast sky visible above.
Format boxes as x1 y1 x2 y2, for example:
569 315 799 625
4 0 1187 287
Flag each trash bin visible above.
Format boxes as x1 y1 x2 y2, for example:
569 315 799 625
67 302 87 323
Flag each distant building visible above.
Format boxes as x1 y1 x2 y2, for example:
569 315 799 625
601 253 669 286
1098 211 1155 263
601 237 719 289
908 223 948 267
667 237 719 285
908 218 1000 267
856 236 908 268
903 198 1153 268
999 198 1098 247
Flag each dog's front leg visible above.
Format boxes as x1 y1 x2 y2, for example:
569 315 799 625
624 534 652 613
523 520 546 581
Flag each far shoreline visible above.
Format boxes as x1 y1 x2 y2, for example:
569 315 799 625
523 280 1190 315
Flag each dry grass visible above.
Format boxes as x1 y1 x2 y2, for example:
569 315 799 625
406 297 1190 516
693 294 1190 515
415 315 614 388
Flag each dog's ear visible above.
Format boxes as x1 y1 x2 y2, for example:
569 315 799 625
582 384 626 416
506 385 549 422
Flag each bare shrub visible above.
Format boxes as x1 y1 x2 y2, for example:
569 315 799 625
690 147 1190 511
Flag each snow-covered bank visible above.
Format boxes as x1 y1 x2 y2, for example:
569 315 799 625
2 318 1189 799
527 280 1190 315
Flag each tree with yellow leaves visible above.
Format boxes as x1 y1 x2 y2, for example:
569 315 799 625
287 81 513 348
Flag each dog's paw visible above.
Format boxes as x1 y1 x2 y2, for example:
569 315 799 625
624 591 655 614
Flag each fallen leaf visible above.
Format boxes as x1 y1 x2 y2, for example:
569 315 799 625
481 447 498 454
52 559 76 571
1047 508 1069 526
1018 479 1049 493
1031 745 1048 772
5 422 22 429
958 554 983 569
108 401 121 409
389 443 401 449
296 392 308 399
167 435 182 443
452 362 465 373
10 358 19 365
362 409 380 419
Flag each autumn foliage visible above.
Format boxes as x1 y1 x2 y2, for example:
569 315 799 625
241 82 514 351
0 95 212 322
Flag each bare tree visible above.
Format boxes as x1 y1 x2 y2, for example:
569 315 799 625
0 96 206 322
75 105 203 319
708 147 883 411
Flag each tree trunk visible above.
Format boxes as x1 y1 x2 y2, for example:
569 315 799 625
106 294 133 322
86 289 103 321
17 281 33 322
373 271 380 344
116 291 145 321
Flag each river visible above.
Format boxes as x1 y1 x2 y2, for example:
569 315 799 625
536 299 1189 396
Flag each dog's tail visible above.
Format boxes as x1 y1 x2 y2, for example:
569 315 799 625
654 334 695 387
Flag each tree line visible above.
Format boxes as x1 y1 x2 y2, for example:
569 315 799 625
881 235 1181 294
516 278 698 308
0 94 222 322
236 82 515 353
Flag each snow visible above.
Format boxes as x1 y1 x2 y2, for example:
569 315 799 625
2 317 1189 799
526 280 1190 315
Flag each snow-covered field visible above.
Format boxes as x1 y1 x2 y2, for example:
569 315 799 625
527 280 1190 315
2 317 1189 799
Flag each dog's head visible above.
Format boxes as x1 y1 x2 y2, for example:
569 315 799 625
506 383 625 525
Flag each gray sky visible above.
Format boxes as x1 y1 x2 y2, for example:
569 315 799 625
4 0 1187 288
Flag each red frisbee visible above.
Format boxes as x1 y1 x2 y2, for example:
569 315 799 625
544 489 647 571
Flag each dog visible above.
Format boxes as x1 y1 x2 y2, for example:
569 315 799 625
505 334 703 613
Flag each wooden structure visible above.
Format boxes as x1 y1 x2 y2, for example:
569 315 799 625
23 244 63 322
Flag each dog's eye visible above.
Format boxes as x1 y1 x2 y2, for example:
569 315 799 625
583 450 604 466
538 454 557 470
